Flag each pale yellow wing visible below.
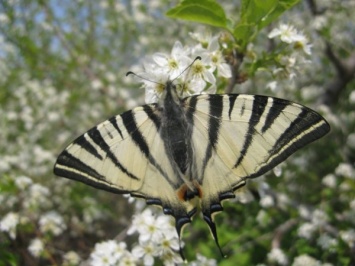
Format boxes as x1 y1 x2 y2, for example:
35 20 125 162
54 104 195 221
183 94 330 249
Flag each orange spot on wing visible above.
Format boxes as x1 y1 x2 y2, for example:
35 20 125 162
177 184 188 202
176 181 204 202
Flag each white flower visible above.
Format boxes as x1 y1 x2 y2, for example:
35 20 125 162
142 71 170 104
160 249 183 266
350 199 355 211
267 248 288 265
268 24 299 43
200 36 231 78
190 253 217 266
260 195 274 208
159 229 180 254
118 252 138 266
39 211 66 236
128 208 182 261
128 208 155 235
298 205 311 219
256 210 270 226
293 33 312 55
277 193 290 210
91 79 103 91
317 234 337 250
335 163 354 179
298 222 316 239
346 133 355 149
268 24 312 55
311 209 328 226
140 213 171 243
322 174 337 188
132 241 157 266
189 31 213 47
25 183 50 208
28 238 44 258
90 240 127 266
350 91 355 104
312 15 327 30
14 175 33 190
292 254 321 266
0 212 19 239
0 13 9 24
152 41 191 80
340 229 355 247
266 81 278 92
273 165 282 177
63 251 81 266
189 57 216 91
128 209 173 244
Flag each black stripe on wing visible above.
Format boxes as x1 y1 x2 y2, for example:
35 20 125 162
87 127 140 180
121 107 179 187
201 95 223 175
55 150 104 180
121 110 151 158
54 150 129 194
228 95 237 120
185 95 198 123
109 116 124 139
234 95 268 168
76 135 103 160
143 104 160 130
261 98 288 133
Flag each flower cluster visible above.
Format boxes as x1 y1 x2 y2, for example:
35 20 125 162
127 208 182 265
89 208 216 265
135 35 231 104
264 23 313 85
268 24 312 55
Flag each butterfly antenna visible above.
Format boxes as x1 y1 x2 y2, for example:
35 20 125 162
171 56 201 83
126 71 162 86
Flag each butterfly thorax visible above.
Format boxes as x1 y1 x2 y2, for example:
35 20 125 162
159 81 193 180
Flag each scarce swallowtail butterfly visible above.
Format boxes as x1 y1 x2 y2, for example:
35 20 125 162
54 60 330 260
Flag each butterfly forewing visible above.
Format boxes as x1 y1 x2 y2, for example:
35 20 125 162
54 103 195 219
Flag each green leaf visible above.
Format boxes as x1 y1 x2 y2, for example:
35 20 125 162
258 0 301 29
233 0 301 50
166 0 228 29
233 23 256 48
240 0 278 25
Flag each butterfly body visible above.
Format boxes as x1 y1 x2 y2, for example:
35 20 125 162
54 80 330 259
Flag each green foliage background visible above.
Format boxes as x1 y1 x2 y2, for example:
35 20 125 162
0 0 354 265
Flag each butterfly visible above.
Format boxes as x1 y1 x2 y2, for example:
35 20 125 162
54 73 330 260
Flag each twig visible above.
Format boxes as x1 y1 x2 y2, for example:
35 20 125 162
272 218 299 249
225 49 245 93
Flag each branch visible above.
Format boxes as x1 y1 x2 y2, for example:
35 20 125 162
306 0 326 16
225 49 245 93
321 42 355 105
306 0 355 106
272 218 299 249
